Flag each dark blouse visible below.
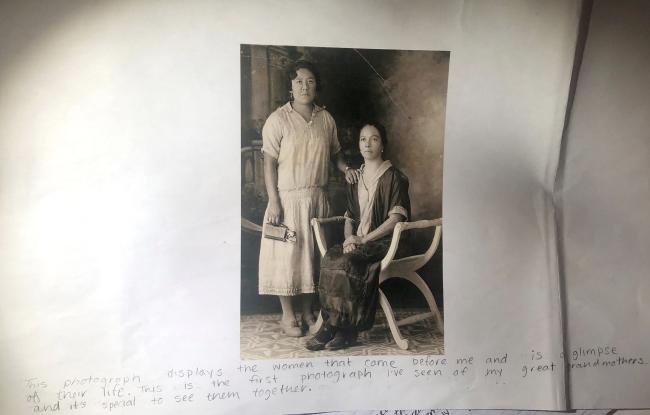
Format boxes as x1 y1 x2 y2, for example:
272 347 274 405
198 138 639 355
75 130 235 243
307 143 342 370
345 166 411 238
318 165 412 331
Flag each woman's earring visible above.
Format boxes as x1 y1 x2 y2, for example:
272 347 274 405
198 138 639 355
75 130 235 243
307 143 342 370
289 91 294 99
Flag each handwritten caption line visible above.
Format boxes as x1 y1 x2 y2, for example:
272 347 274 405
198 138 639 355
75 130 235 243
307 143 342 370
22 345 647 412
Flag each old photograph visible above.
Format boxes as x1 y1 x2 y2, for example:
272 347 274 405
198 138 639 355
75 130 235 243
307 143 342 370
240 44 448 359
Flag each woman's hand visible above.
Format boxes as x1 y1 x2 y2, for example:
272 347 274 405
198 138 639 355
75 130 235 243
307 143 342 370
344 168 360 184
267 198 283 225
343 235 363 253
343 243 357 254
344 235 363 246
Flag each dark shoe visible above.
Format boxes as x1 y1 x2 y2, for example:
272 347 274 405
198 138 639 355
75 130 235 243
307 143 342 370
305 324 336 351
325 329 358 350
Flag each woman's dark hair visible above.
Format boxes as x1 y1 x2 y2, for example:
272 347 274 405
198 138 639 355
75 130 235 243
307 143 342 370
360 121 388 150
287 60 321 92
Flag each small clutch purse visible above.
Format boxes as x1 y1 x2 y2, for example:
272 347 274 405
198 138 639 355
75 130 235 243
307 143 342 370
263 223 297 243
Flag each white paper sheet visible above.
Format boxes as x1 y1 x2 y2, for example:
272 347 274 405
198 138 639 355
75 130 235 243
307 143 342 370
324 411 612 415
0 1 647 414
559 0 650 409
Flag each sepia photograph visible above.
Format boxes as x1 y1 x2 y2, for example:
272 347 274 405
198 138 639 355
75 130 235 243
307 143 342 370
240 44 448 359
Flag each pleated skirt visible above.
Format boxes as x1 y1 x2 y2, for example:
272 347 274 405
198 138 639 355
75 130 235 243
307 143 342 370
258 187 330 296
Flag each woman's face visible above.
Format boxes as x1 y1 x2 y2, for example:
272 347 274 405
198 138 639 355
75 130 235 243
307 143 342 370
290 68 317 105
359 125 384 162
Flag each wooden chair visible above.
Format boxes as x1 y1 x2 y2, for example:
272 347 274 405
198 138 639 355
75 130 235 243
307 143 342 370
310 217 444 350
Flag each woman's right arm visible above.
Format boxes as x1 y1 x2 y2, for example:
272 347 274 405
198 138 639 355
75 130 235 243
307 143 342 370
344 218 353 239
342 219 356 253
342 182 357 252
264 155 282 225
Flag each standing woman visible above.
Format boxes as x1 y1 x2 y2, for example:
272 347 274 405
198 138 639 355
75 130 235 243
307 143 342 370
259 60 358 337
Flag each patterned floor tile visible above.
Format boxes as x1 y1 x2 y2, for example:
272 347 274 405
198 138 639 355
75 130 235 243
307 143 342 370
241 309 444 359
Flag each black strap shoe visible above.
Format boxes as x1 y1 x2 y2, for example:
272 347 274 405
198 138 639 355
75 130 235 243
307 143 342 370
325 328 358 350
306 324 336 351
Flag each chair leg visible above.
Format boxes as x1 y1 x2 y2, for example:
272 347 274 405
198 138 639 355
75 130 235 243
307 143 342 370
379 289 409 350
403 272 444 335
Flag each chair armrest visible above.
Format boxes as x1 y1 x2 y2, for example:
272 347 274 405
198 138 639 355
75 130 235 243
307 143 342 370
310 216 347 257
380 218 442 269
241 217 263 233
312 216 348 225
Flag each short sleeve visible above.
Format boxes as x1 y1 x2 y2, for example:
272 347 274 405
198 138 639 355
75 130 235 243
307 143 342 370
387 172 411 221
261 112 282 159
327 112 341 155
345 182 358 222
388 206 408 220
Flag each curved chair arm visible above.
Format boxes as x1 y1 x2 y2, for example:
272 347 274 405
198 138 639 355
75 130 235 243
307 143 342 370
241 217 263 233
380 218 443 270
313 216 348 225
310 216 347 257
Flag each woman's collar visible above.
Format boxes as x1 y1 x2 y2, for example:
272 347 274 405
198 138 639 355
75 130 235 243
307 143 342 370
282 102 324 113
359 160 392 182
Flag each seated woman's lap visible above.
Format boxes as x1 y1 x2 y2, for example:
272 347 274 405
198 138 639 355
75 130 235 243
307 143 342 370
321 240 391 278
317 239 391 326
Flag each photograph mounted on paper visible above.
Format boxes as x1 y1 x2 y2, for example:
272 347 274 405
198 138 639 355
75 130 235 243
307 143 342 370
240 44 448 359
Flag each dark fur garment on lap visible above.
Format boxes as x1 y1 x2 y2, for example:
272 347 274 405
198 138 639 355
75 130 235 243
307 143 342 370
318 239 410 331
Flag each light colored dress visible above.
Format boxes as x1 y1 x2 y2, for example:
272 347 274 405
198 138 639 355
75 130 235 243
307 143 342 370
258 102 341 295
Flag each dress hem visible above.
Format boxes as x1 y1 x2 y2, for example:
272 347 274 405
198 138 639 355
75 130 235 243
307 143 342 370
258 287 316 296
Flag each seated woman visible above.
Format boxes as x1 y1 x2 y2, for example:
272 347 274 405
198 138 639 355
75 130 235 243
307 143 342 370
306 122 411 351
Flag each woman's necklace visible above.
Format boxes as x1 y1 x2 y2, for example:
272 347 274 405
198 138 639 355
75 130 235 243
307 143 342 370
360 170 369 192
360 165 379 201
362 163 380 185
